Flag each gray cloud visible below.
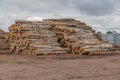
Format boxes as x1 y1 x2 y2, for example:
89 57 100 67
0 0 120 33
72 0 115 15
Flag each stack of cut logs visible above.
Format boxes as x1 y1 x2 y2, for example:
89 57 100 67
7 18 114 55
0 29 11 54
45 18 113 55
7 20 67 55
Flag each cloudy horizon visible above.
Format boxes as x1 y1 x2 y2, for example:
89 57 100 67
0 0 120 33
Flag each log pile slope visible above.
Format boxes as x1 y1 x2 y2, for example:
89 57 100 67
0 29 11 54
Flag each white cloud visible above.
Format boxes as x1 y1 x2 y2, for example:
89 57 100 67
27 16 43 21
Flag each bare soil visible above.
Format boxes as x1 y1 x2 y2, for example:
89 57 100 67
0 54 120 80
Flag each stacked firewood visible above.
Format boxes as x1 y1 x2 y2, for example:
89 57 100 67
7 20 67 55
46 19 113 55
0 29 11 54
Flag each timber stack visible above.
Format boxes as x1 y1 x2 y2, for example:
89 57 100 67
7 18 114 55
44 18 113 55
7 20 67 55
0 29 11 54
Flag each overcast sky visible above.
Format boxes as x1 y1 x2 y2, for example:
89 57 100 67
0 0 120 33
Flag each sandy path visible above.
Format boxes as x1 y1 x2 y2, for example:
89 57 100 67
0 54 120 80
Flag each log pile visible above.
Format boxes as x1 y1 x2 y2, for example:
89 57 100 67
0 29 11 54
45 19 113 55
7 18 114 55
7 20 67 55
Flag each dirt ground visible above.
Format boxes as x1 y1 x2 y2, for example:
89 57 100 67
0 54 120 80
